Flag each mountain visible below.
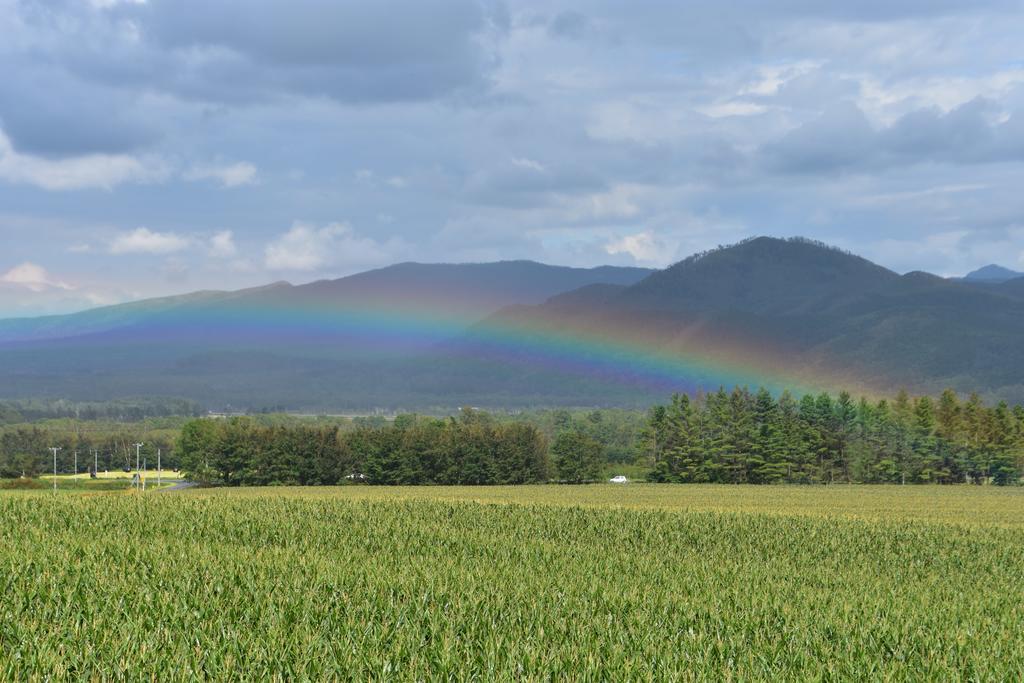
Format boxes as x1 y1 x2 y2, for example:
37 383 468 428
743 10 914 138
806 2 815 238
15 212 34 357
3 241 1024 409
996 276 1024 300
962 264 1024 283
449 238 1024 404
0 261 652 345
0 284 288 344
0 261 655 409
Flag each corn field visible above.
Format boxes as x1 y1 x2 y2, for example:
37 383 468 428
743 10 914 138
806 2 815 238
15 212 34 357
1 485 1022 680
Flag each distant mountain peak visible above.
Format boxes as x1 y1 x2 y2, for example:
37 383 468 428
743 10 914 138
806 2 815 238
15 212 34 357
624 236 897 315
963 264 1023 283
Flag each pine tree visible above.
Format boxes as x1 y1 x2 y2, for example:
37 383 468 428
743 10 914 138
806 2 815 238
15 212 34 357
911 397 941 482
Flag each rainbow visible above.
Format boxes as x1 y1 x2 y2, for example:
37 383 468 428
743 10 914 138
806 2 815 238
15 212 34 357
53 289 866 399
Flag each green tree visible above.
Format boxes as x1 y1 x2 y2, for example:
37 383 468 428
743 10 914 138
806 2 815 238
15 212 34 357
552 430 603 483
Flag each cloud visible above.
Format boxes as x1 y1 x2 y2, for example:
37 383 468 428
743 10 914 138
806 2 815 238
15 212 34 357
18 0 506 108
853 229 1024 276
265 223 343 271
761 99 1024 174
604 231 661 263
264 222 406 272
4 0 1024 302
0 131 166 191
0 263 74 293
184 162 258 188
208 230 237 257
549 11 589 40
562 184 649 222
604 230 685 266
511 157 546 172
761 101 879 174
109 228 191 255
0 64 159 158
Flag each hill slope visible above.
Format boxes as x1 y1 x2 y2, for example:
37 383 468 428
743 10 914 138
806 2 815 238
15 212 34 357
3 241 1024 408
0 261 652 345
963 264 1024 283
450 238 1024 403
0 261 656 409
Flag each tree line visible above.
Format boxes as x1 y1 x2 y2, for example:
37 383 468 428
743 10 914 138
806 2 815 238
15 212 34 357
6 387 1021 486
0 426 179 478
642 388 1024 485
0 398 202 425
176 410 573 486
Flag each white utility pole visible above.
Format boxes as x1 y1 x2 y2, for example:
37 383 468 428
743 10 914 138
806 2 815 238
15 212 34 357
49 447 61 492
134 443 144 489
157 449 162 489
93 450 98 476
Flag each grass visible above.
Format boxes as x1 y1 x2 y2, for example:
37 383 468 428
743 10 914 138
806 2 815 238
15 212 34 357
0 485 1022 679
192 483 1024 527
57 468 183 481
0 469 187 493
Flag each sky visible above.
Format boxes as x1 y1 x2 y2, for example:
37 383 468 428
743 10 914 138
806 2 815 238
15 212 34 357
2 0 1024 316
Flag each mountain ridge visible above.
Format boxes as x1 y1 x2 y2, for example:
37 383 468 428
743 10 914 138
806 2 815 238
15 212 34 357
963 264 1024 283
0 260 653 345
3 239 1024 408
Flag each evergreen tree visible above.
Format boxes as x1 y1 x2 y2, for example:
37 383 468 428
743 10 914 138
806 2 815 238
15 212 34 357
552 430 603 483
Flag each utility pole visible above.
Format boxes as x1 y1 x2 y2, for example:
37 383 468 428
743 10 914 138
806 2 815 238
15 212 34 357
49 447 61 492
157 449 162 489
74 450 78 477
134 443 144 490
93 449 98 476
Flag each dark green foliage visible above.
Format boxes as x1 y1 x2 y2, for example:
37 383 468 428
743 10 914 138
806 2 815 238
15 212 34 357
552 430 603 483
642 387 1024 485
177 411 550 486
0 422 182 479
0 404 24 425
0 477 44 490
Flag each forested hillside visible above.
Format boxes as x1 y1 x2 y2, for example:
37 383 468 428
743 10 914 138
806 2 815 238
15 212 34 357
4 239 1024 408
463 237 1024 404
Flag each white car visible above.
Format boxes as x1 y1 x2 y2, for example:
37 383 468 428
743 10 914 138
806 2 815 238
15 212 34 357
609 475 628 484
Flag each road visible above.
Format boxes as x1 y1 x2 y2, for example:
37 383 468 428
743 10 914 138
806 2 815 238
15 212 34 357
157 480 198 492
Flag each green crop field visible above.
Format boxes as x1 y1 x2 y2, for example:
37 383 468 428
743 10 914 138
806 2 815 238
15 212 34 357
1 485 1022 680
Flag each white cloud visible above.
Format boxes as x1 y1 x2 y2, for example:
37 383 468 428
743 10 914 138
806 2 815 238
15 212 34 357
511 157 546 173
740 61 821 97
0 262 74 292
209 230 237 257
264 221 405 272
563 183 648 221
604 231 664 264
110 227 191 255
89 0 146 8
697 101 769 118
0 131 166 191
183 162 258 188
0 261 130 316
265 223 340 271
